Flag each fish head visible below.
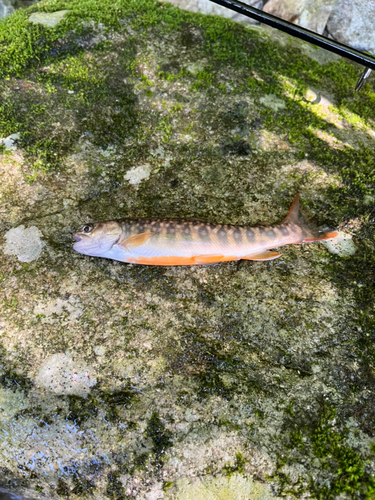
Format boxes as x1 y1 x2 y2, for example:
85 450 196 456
73 221 122 257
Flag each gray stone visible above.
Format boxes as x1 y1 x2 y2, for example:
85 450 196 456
263 0 337 35
28 9 69 28
322 233 357 257
160 0 263 24
326 0 375 54
0 0 14 18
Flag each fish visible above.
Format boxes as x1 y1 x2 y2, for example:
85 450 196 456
73 194 338 266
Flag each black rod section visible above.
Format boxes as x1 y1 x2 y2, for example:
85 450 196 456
208 0 375 71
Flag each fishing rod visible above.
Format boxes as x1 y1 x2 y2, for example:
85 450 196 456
208 0 374 91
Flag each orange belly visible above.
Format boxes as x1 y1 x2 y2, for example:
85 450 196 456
128 254 240 266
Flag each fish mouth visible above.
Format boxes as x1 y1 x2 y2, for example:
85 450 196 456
74 234 82 242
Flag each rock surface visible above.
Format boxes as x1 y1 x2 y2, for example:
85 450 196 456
160 0 264 24
0 0 14 18
326 0 375 54
263 0 336 35
0 0 375 499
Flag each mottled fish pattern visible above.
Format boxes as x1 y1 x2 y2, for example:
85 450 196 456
73 195 338 266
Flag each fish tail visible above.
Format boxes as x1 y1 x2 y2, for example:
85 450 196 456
283 194 338 243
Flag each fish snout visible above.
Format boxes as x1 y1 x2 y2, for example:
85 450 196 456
74 234 82 242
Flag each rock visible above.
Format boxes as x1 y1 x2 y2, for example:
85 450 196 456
0 133 19 151
263 0 336 35
165 474 277 499
0 0 374 498
34 353 97 396
322 232 357 257
124 164 152 185
28 10 70 28
326 0 375 53
160 0 264 24
3 225 45 262
0 0 14 18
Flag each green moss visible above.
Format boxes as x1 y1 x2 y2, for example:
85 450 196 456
223 452 246 477
146 412 173 465
106 472 127 500
274 401 375 499
0 370 33 394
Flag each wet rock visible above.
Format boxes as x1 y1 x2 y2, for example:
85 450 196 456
263 0 336 34
326 0 375 53
3 225 45 262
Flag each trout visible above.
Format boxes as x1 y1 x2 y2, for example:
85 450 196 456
73 194 338 265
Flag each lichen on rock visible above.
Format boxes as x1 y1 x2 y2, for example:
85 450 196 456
3 225 45 262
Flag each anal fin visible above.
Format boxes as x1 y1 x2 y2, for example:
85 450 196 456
243 251 281 261
119 232 155 251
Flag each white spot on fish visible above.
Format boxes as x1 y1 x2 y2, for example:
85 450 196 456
3 225 45 262
322 232 356 257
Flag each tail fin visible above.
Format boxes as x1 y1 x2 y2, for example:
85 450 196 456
283 194 338 243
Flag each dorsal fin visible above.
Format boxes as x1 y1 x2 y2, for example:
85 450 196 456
283 194 301 225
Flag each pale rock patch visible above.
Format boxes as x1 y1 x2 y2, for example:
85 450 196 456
0 0 14 18
28 10 70 28
35 353 97 396
3 225 45 263
322 232 357 257
259 94 286 111
34 296 83 323
93 345 107 356
124 164 152 185
165 473 278 500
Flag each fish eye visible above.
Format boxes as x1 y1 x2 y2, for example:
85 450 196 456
82 224 94 233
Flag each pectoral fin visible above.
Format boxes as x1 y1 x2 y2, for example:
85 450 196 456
243 251 281 261
119 232 155 250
